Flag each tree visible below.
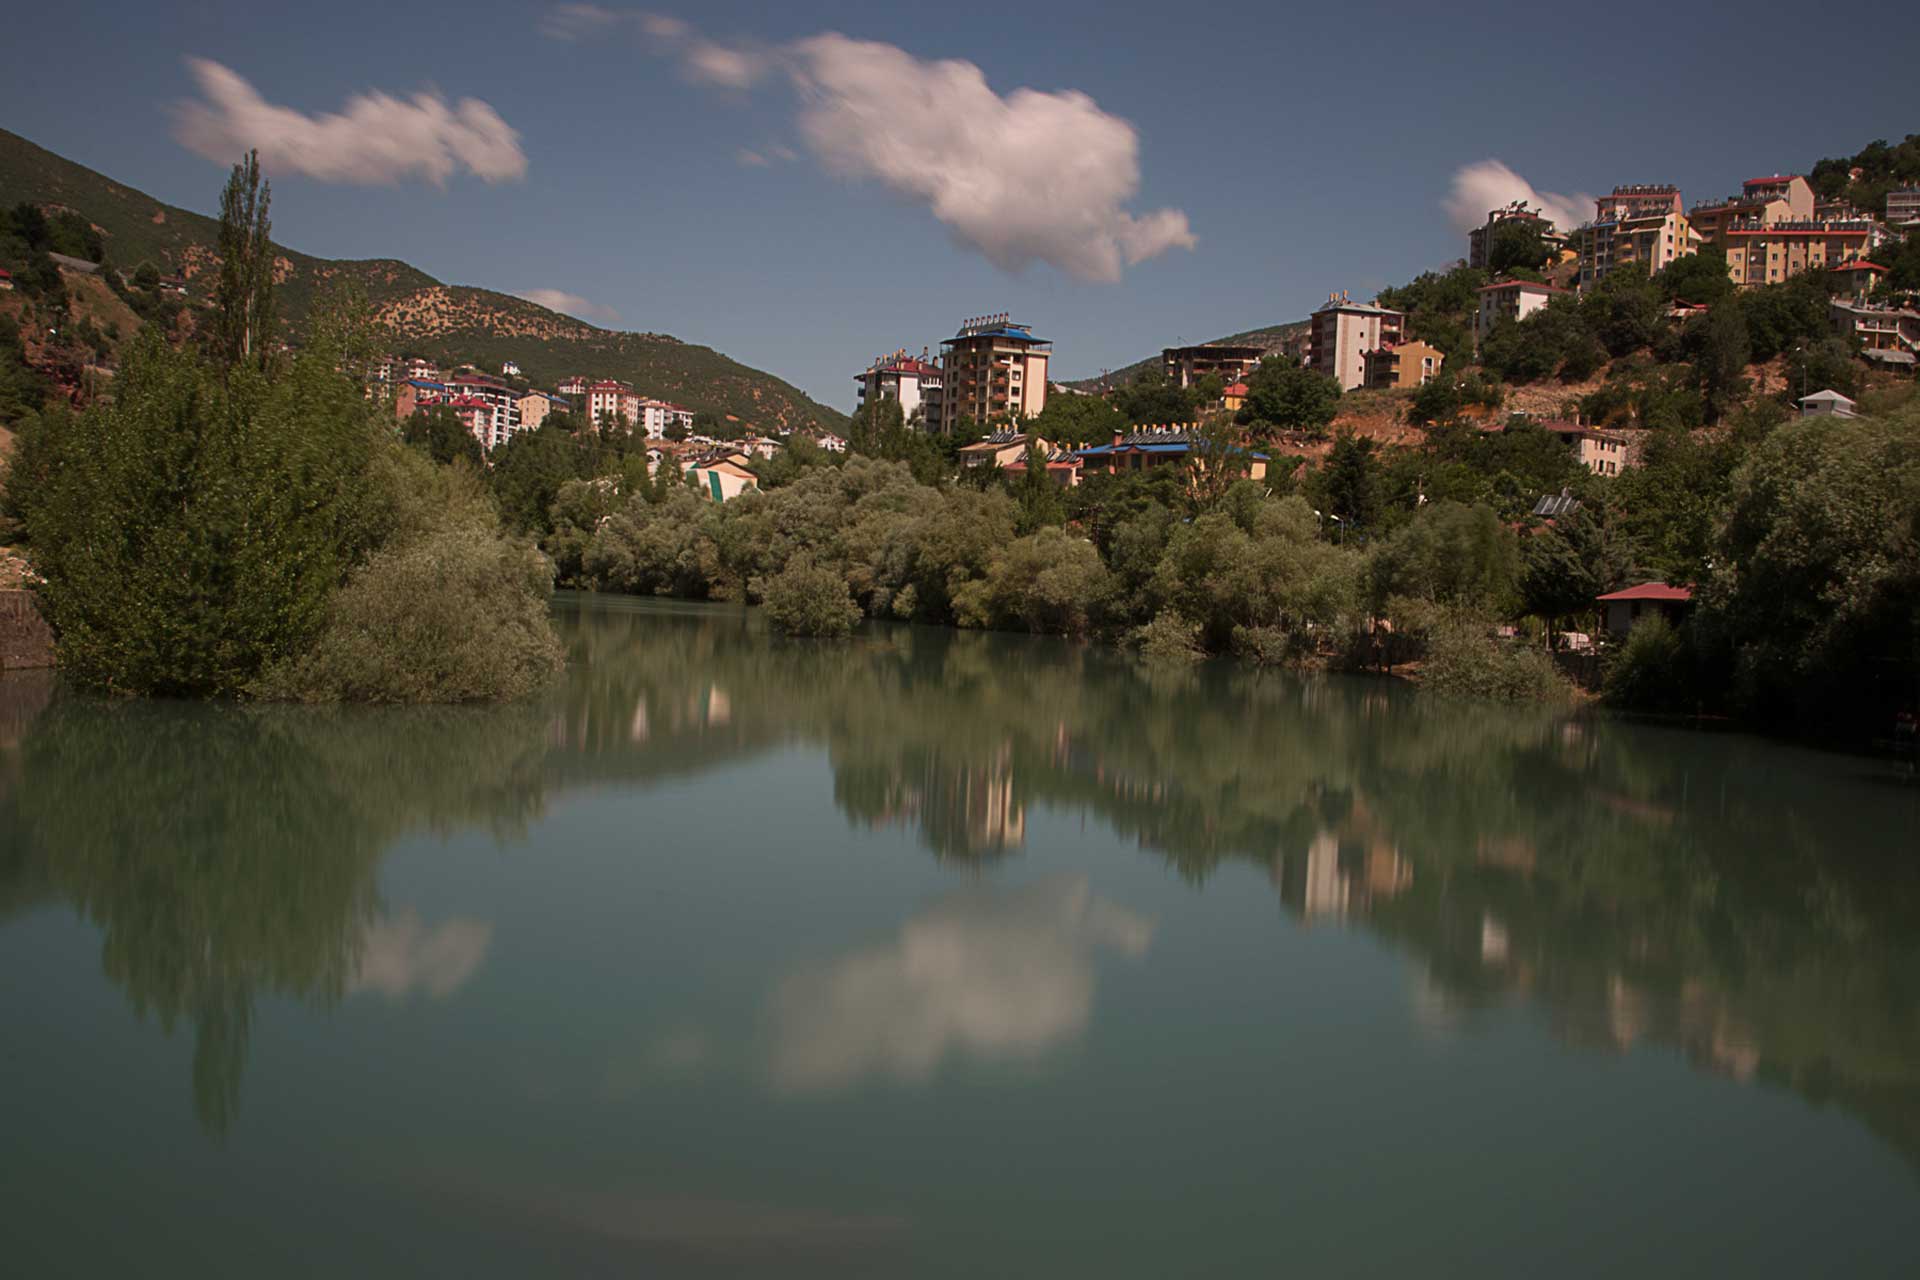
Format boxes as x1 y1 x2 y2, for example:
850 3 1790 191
1032 391 1127 446
212 151 276 371
1656 246 1733 306
1686 302 1751 421
490 423 584 535
764 556 861 637
1487 219 1552 275
1114 370 1194 426
1318 430 1380 530
132 261 161 293
1519 507 1610 648
1012 440 1065 534
401 406 485 469
1239 358 1340 438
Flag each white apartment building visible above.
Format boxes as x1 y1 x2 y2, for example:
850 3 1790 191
1307 292 1404 391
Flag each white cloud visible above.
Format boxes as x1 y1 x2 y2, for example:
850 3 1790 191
562 11 1194 281
539 2 622 40
350 910 493 1000
172 58 526 186
1444 159 1592 235
516 287 621 324
764 875 1153 1093
735 148 770 167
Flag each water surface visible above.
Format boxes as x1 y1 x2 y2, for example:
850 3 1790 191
3 594 1917 1276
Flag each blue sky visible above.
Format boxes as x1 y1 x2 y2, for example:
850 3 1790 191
4 1 1916 409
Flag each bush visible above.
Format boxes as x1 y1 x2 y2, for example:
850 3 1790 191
1422 615 1573 702
254 529 563 704
764 557 861 637
1135 612 1206 662
1601 613 1692 713
1231 624 1313 667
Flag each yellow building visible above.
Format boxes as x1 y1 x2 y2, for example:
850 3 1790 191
1578 186 1699 289
1361 339 1445 390
1719 220 1875 287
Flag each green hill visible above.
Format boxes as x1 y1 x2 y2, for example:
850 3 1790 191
1063 320 1309 391
0 127 844 432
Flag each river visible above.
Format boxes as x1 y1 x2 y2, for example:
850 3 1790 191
2 592 1917 1276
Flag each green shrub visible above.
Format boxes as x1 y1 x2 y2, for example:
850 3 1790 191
1422 615 1573 702
764 557 861 637
253 529 562 704
1602 613 1694 713
1135 612 1206 662
1231 624 1312 667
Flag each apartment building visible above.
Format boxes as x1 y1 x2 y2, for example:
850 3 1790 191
1830 299 1919 371
636 399 695 439
1476 279 1571 340
517 389 569 432
1578 186 1698 289
444 374 524 449
1467 201 1568 270
1688 175 1815 243
1720 219 1875 287
1307 292 1404 391
1161 343 1267 388
1886 187 1920 227
856 349 946 431
1541 422 1635 476
940 314 1050 427
1360 339 1445 390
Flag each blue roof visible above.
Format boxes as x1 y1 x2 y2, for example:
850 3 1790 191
945 327 1050 344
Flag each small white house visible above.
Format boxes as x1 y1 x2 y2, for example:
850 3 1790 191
1798 389 1857 418
501 360 522 377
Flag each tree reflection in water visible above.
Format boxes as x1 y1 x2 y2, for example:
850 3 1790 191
4 595 1918 1172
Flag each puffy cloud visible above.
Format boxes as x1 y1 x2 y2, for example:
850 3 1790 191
172 58 526 186
764 875 1153 1093
350 910 493 1000
1444 159 1592 234
538 2 622 40
568 11 1194 282
782 34 1193 281
516 287 621 324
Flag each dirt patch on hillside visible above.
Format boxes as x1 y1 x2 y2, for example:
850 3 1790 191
374 287 600 342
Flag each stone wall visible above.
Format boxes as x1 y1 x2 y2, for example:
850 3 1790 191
0 590 54 670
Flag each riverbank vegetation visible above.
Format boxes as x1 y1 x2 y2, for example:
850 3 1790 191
0 154 562 701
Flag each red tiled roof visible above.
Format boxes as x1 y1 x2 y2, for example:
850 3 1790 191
0 268 11 278
1223 382 1249 396
1597 582 1693 603
1831 260 1887 273
1743 175 1800 187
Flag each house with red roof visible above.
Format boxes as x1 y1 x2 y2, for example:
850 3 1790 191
0 267 13 291
1598 582 1693 637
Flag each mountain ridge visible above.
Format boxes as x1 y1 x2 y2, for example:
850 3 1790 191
0 127 845 431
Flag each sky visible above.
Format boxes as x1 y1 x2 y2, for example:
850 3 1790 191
3 1 1916 410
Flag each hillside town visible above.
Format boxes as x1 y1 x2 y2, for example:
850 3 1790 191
849 172 1920 495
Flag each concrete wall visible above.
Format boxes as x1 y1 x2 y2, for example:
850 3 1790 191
0 590 55 670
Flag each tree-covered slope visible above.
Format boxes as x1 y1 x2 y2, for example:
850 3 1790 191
0 127 844 431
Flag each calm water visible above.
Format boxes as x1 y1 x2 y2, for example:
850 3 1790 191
3 594 1918 1276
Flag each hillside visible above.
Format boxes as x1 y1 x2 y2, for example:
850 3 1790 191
0 128 844 432
1063 320 1309 391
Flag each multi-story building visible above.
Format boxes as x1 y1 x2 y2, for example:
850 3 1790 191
403 357 442 383
1542 422 1635 477
444 396 493 445
940 314 1050 427
636 399 695 439
517 390 569 432
1361 339 1445 390
1719 218 1875 287
1830 299 1920 372
1467 201 1568 270
1829 260 1889 298
1476 279 1572 341
575 379 642 431
1161 343 1267 389
855 350 945 431
1579 185 1698 289
1688 175 1815 243
1886 187 1920 228
1307 292 1404 391
444 374 523 449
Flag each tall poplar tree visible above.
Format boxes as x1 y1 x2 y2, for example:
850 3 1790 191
213 150 276 369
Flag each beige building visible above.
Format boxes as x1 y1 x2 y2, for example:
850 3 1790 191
1307 292 1404 391
1885 187 1920 228
516 390 567 432
956 429 1054 470
1719 220 1875 287
940 314 1050 427
1476 279 1572 340
1162 343 1267 388
1542 422 1635 476
1361 339 1445 390
1688 174 1815 244
1578 186 1698 289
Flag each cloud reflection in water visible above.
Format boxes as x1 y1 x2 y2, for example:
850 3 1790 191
765 875 1152 1093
